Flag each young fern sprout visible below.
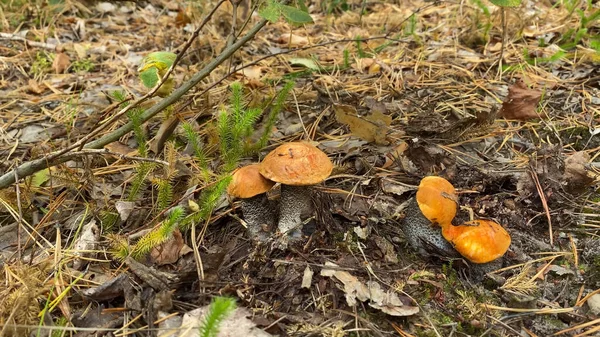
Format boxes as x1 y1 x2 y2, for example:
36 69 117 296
259 142 333 246
227 164 276 242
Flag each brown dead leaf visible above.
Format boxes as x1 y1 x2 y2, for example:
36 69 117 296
276 33 308 47
150 229 186 265
27 79 45 94
105 142 137 156
236 66 263 81
334 104 392 145
52 52 70 74
563 151 594 192
498 80 543 120
175 9 191 27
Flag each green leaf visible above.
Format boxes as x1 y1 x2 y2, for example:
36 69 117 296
288 57 320 70
31 168 50 187
488 0 521 7
259 0 281 23
139 67 159 89
280 5 313 24
143 51 177 69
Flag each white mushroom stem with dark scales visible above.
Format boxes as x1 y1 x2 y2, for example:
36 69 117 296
277 185 313 239
238 195 278 242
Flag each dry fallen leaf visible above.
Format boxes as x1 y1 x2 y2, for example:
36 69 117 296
27 79 44 94
115 201 135 221
52 52 70 74
236 66 263 81
321 262 419 316
563 151 594 192
334 104 392 145
177 305 273 337
150 230 186 265
72 219 100 270
498 80 543 120
276 33 308 47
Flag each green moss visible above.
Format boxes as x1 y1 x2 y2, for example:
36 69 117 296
72 59 95 73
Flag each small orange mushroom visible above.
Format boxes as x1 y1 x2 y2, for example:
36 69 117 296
416 176 458 226
228 164 275 199
441 219 511 264
228 164 276 242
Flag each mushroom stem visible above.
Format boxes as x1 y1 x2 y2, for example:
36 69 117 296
278 185 313 239
239 195 278 242
402 198 459 258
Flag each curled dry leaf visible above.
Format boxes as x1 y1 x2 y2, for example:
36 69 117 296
498 80 543 120
52 52 70 74
150 229 187 265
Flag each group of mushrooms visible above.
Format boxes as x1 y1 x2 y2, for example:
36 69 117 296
227 142 511 270
227 142 333 244
402 176 512 270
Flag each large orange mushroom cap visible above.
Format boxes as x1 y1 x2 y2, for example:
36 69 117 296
416 176 457 226
259 142 333 186
442 219 511 264
228 164 275 199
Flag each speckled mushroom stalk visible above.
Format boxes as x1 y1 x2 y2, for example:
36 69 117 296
227 164 277 243
402 198 460 259
277 185 313 239
259 142 333 246
236 195 278 242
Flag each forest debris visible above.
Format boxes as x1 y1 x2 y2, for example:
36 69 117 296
321 262 419 316
72 219 100 270
27 79 45 94
150 230 188 265
563 151 594 192
301 265 313 289
115 201 134 221
498 80 543 120
276 33 308 46
373 235 399 264
334 104 391 145
587 294 600 315
166 306 273 337
380 178 414 196
52 52 70 74
82 274 130 301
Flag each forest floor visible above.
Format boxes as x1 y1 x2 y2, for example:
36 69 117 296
1 0 600 336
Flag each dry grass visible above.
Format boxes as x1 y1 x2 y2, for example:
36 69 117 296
1 0 599 335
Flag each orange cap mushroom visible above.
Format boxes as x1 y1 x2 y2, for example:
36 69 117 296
228 164 275 199
416 176 458 226
441 219 511 264
259 142 333 186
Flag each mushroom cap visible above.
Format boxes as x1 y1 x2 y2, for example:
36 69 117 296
227 164 275 198
416 176 457 226
442 219 511 264
259 142 333 186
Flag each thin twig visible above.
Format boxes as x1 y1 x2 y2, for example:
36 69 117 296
0 7 267 189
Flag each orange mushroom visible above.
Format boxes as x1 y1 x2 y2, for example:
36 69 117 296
259 142 333 242
228 164 276 242
416 176 458 226
441 219 511 264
